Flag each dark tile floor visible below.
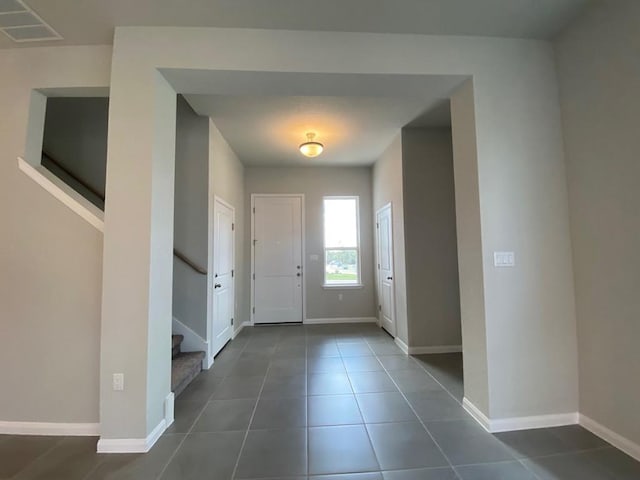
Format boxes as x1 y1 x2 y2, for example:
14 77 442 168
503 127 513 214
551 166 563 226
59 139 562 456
2 323 640 479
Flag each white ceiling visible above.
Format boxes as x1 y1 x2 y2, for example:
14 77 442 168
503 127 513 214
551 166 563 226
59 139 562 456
186 95 452 167
176 70 464 167
1 0 590 48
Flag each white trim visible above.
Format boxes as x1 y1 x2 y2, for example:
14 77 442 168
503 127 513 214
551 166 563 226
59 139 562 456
206 135 216 365
0 421 100 436
208 195 236 362
463 397 492 432
18 157 104 231
304 317 377 325
580 414 640 462
232 320 251 339
322 284 364 289
204 353 214 370
251 194 306 325
394 337 409 355
205 320 250 367
375 203 397 337
164 392 175 429
489 412 578 433
322 195 362 287
463 397 578 433
407 345 462 355
172 317 209 368
96 418 166 454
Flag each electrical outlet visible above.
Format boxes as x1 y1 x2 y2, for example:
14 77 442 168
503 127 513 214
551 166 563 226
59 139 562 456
338 293 343 301
113 373 124 391
494 251 515 267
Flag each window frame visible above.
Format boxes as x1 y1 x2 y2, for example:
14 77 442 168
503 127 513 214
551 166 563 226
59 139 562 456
322 195 363 289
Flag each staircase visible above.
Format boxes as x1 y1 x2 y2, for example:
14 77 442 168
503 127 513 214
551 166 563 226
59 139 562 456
38 151 208 398
171 334 206 397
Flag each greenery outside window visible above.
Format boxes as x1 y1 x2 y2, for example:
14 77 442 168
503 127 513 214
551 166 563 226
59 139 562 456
323 196 361 286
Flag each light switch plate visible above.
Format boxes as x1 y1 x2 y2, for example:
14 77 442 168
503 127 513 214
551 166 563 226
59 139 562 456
310 254 319 261
494 251 515 267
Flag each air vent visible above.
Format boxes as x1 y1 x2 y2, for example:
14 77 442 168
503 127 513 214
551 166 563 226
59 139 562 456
0 0 61 43
0 0 25 14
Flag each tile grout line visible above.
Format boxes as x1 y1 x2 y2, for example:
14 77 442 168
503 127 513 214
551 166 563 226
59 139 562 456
20 436 76 480
400 346 529 478
516 458 544 480
394 351 604 480
405 354 466 409
230 331 277 480
366 336 465 480
338 335 383 475
155 332 253 480
153 325 631 480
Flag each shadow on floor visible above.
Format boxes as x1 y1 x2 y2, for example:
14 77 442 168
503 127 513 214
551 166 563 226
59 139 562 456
2 324 639 480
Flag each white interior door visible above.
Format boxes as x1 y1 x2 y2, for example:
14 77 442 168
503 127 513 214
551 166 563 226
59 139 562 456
253 195 303 324
211 198 234 356
376 204 396 337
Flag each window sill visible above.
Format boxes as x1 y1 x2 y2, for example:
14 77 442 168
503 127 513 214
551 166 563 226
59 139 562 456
322 284 364 290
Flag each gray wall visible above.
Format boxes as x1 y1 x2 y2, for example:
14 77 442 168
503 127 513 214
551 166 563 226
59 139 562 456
450 80 490 413
173 95 209 338
372 135 409 343
42 97 109 209
210 121 246 331
245 167 376 320
402 127 461 348
555 0 640 446
0 45 112 425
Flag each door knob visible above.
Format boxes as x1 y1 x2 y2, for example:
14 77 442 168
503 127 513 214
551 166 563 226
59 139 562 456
296 273 301 277
387 276 393 280
214 283 222 288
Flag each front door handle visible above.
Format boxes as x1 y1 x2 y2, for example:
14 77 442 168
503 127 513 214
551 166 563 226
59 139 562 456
214 283 222 289
387 276 393 280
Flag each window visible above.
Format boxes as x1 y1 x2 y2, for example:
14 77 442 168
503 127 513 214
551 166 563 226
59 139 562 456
323 196 361 286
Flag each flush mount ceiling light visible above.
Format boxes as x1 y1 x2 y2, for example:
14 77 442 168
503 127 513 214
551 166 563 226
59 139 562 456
299 132 324 158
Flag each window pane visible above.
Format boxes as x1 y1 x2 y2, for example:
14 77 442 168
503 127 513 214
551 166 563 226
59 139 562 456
325 249 359 284
324 198 357 248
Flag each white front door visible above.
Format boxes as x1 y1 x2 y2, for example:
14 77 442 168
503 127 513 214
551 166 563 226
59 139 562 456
253 195 303 324
376 204 396 336
211 198 235 356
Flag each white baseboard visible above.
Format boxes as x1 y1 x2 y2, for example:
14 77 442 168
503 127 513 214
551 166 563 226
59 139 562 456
96 418 166 453
204 354 214 369
0 421 100 436
463 397 578 433
463 397 492 432
172 317 209 368
408 345 462 355
304 317 378 325
580 414 640 462
232 320 250 339
164 392 174 429
490 412 578 433
394 337 409 355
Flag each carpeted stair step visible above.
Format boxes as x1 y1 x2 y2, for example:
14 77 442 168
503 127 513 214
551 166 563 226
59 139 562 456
171 351 205 397
172 334 183 359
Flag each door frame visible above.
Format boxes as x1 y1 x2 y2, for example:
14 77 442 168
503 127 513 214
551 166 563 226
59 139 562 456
250 193 306 325
207 195 236 365
375 202 397 337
